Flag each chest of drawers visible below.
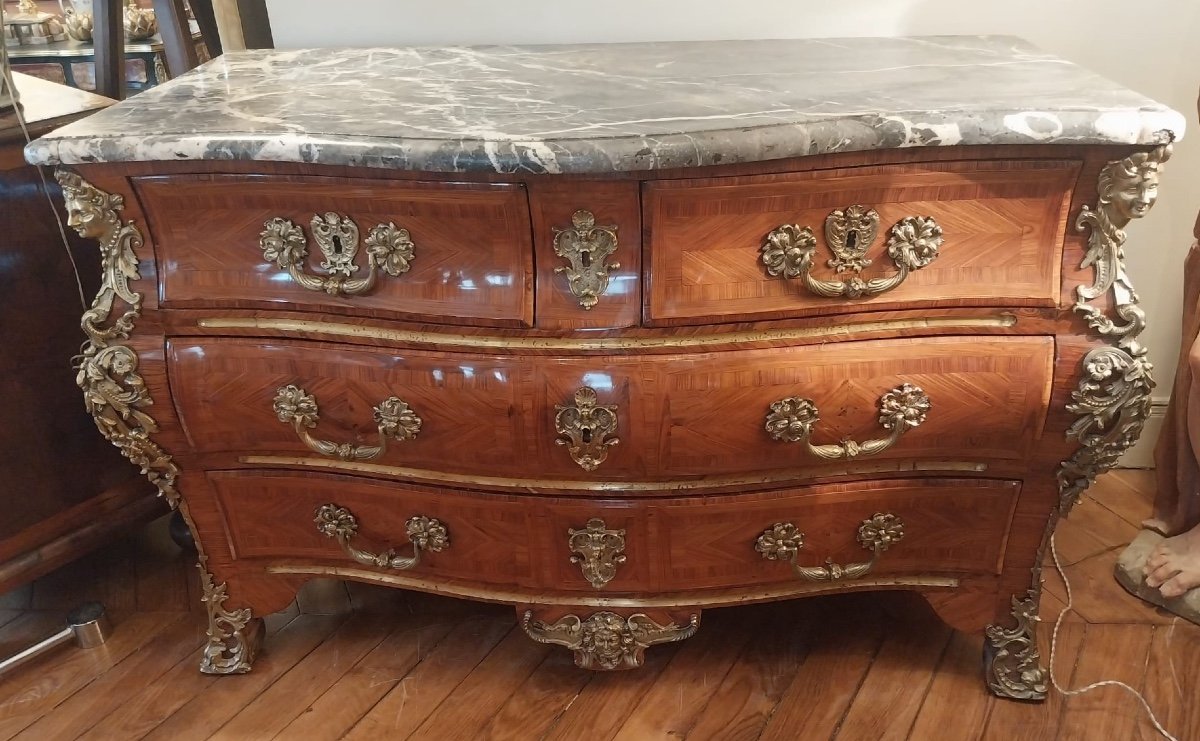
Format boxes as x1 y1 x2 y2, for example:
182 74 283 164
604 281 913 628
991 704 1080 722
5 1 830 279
26 37 1184 698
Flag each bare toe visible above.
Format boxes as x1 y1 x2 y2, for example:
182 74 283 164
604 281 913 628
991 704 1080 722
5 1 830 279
1144 552 1170 575
1160 571 1200 599
1146 563 1182 588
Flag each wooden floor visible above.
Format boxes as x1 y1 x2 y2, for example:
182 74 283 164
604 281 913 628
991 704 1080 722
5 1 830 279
0 469 1195 740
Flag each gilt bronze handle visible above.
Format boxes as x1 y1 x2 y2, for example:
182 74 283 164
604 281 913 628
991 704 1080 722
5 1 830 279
272 384 422 461
761 206 942 299
314 503 448 570
765 383 930 460
755 513 905 582
260 213 415 296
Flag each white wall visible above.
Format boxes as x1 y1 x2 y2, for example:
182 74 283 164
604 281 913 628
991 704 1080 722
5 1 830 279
267 0 1200 466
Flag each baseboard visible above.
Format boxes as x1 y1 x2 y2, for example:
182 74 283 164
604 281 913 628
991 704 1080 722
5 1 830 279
1118 396 1170 469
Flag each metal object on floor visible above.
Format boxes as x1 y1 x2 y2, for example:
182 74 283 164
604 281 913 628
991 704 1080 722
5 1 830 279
0 602 111 675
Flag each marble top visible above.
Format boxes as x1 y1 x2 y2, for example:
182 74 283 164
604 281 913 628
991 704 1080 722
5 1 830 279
24 36 1185 174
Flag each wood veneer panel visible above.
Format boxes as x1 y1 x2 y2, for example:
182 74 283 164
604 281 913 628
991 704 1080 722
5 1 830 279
134 174 535 327
167 334 1052 481
211 470 1015 597
529 179 642 329
210 471 538 588
650 478 1018 589
644 159 1079 325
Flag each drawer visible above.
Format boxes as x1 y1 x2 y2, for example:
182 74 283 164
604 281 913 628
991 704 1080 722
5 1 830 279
168 335 1051 484
210 470 539 587
210 471 1017 594
643 159 1080 325
646 477 1018 589
134 174 534 327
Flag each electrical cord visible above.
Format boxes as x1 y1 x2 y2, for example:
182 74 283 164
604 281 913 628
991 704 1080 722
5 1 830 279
1 6 88 312
1048 528 1178 740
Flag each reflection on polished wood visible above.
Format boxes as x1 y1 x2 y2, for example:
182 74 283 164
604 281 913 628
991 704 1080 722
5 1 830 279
644 159 1077 325
134 173 535 327
167 335 1050 480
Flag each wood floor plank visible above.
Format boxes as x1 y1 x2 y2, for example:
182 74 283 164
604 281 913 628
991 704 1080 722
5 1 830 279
76 620 219 740
209 611 396 740
1136 618 1200 741
10 612 205 740
0 610 179 740
981 622 1086 741
610 607 762 741
540 635 679 741
477 647 593 741
1055 552 1176 625
341 612 514 740
686 603 815 741
833 602 952 741
141 613 346 741
408 627 552 740
273 612 459 741
1089 471 1155 528
907 630 995 740
758 594 885 741
1058 624 1155 741
1054 496 1139 567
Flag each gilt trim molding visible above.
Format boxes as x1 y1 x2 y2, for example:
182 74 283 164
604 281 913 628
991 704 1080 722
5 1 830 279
1057 142 1171 513
984 139 1173 702
57 169 180 508
57 170 260 675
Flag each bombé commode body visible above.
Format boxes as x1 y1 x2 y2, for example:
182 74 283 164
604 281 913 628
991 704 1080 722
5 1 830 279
26 36 1185 697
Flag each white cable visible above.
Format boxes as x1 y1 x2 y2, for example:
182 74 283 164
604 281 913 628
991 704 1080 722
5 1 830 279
1 20 89 312
1048 529 1178 741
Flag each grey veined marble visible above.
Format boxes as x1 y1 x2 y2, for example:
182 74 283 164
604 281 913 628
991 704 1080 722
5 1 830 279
25 36 1186 174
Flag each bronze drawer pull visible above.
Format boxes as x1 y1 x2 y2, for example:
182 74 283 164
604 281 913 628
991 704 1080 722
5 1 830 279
314 503 448 570
555 386 619 471
755 513 905 581
272 384 422 461
553 209 619 310
761 206 942 299
765 383 930 460
259 213 415 296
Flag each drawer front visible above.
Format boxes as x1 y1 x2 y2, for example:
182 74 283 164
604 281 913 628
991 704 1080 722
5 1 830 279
135 174 534 327
649 477 1018 589
643 159 1079 325
210 470 538 587
168 335 1051 482
211 471 1015 594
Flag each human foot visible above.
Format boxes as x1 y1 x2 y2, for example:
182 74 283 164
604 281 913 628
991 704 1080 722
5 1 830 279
1143 523 1200 598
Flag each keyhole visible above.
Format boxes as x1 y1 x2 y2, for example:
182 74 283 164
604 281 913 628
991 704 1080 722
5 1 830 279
581 427 593 443
580 250 592 269
845 230 858 250
331 235 343 255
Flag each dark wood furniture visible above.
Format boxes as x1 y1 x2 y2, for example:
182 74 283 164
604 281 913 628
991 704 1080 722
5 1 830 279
0 73 160 594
